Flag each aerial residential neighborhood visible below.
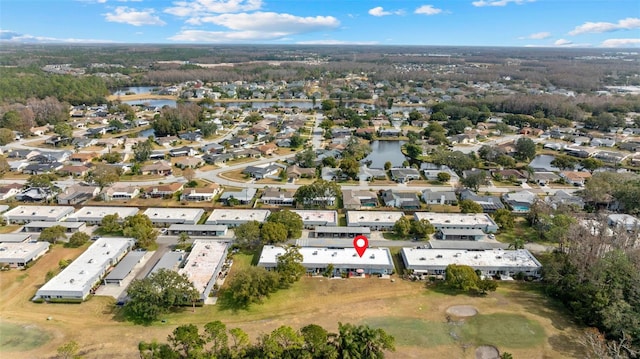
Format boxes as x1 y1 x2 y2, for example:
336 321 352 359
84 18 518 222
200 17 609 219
0 43 639 359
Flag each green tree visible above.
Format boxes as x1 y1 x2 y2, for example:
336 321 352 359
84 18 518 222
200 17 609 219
223 266 279 308
229 327 250 355
295 148 316 168
384 161 392 171
101 213 122 233
393 216 411 238
133 138 153 162
123 214 158 250
321 99 336 111
168 324 205 359
56 340 80 359
410 219 435 239
459 199 483 213
339 157 360 180
437 172 451 183
551 154 578 170
334 322 395 359
40 225 67 244
26 173 57 190
514 137 536 161
301 324 337 359
101 152 122 164
508 238 525 250
478 279 498 294
445 264 480 292
403 143 422 159
203 320 228 357
581 157 604 172
276 246 306 286
493 208 514 229
68 232 89 248
233 220 262 248
267 210 303 239
289 134 304 148
261 222 288 244
86 164 121 188
53 122 73 139
124 269 199 324
461 171 487 192
259 325 305 358
294 180 341 209
0 128 14 145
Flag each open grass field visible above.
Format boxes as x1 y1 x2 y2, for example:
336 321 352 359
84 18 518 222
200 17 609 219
0 250 585 358
0 321 51 352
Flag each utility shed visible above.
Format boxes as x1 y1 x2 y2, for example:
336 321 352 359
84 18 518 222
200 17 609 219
103 250 146 285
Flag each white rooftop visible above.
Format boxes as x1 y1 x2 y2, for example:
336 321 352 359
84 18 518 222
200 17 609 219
414 212 497 227
4 205 74 220
206 209 271 224
402 248 542 269
178 240 228 295
67 206 140 221
258 246 394 269
291 210 338 225
346 211 404 226
36 237 134 297
143 207 204 222
0 242 50 261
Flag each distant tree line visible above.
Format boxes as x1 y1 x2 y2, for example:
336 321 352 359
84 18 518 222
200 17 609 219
0 67 109 104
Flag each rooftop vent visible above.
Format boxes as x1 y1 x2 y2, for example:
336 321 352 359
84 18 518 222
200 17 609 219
436 254 443 258
420 257 426 261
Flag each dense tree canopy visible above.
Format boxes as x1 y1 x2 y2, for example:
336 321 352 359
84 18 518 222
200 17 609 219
123 214 158 249
139 321 395 359
124 269 199 324
266 210 303 240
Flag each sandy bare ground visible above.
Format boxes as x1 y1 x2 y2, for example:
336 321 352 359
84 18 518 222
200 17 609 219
476 345 500 359
446 305 479 318
1 247 585 359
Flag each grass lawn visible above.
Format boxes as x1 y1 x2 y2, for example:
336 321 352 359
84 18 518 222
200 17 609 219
0 246 586 359
0 321 51 352
219 169 251 182
363 317 455 347
457 313 546 348
0 225 22 234
497 217 549 245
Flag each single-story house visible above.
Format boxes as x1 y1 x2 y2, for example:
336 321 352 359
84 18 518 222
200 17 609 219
422 189 457 205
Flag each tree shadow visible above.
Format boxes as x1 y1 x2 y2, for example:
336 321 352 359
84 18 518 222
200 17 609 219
216 290 250 312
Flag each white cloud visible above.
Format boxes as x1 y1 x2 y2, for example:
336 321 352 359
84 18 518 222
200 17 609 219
164 0 263 18
472 0 534 7
554 39 572 46
169 30 287 42
368 6 404 17
569 17 640 36
369 7 391 17
194 12 339 33
105 6 166 26
518 31 551 40
296 39 379 45
600 38 640 48
0 30 115 43
414 5 442 15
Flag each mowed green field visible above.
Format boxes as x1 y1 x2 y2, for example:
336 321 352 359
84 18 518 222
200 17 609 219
0 321 51 352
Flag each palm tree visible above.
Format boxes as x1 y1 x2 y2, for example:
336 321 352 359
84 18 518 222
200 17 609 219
508 238 525 250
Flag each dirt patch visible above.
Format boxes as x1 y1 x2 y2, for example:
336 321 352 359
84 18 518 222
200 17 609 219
475 345 500 359
446 305 478 318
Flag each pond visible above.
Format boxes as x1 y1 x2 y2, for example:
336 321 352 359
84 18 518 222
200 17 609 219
112 86 158 96
528 154 559 172
361 140 407 169
138 128 156 138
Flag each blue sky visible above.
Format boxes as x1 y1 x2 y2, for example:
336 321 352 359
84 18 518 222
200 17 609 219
1 0 639 47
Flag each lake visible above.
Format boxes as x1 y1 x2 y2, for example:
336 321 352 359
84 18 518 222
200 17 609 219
112 86 158 96
138 128 156 138
123 99 177 108
361 140 407 169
